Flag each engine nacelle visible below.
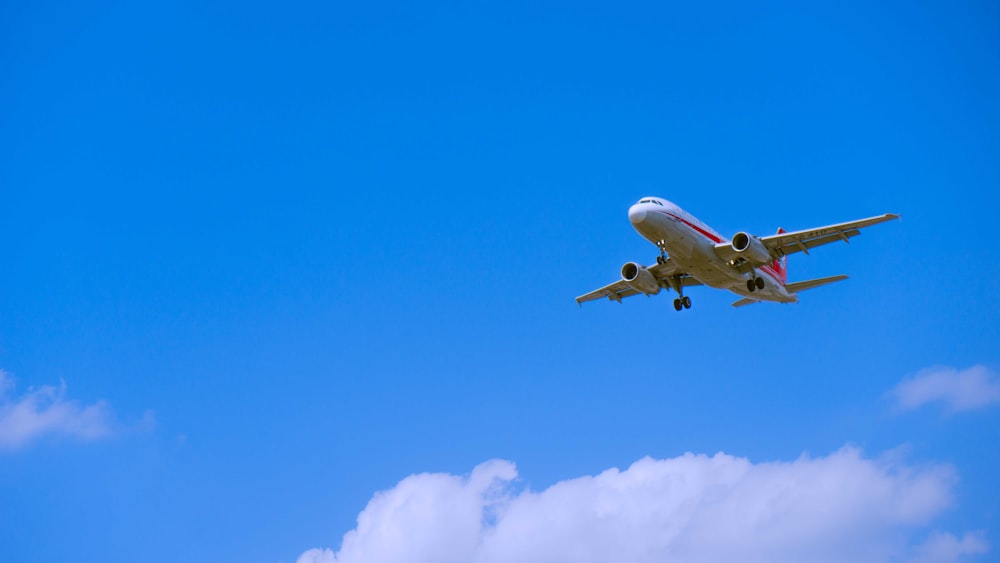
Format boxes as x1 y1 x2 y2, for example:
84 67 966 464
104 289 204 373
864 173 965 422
620 262 661 295
731 232 771 264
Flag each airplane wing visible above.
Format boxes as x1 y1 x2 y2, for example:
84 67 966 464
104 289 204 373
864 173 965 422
575 259 702 305
714 213 898 264
760 214 899 257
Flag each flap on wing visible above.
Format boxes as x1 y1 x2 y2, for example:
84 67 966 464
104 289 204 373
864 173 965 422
776 230 860 256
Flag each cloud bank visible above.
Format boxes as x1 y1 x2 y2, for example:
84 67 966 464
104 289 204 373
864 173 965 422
299 447 986 563
890 365 1000 413
0 370 116 450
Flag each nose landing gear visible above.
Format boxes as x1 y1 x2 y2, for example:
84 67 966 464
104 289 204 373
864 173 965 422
655 240 668 265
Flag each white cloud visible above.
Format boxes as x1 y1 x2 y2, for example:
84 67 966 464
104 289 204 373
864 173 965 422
299 447 987 563
908 531 989 563
890 365 1000 413
0 370 116 450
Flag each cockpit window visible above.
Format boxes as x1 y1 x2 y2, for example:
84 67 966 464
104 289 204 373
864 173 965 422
639 199 651 203
639 199 665 206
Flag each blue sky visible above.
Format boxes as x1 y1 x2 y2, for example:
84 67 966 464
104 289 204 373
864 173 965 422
2 1 998 561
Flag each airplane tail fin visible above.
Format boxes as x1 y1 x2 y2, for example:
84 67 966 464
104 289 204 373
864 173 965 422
771 227 788 285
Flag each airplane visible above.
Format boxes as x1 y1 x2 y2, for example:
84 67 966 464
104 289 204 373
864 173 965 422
576 197 898 310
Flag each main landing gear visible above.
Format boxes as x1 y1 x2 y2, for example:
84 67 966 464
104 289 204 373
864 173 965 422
668 274 691 312
746 275 765 292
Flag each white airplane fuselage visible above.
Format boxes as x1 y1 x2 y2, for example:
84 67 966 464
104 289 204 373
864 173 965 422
628 197 795 302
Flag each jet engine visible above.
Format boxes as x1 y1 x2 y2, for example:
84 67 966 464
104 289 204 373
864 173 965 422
731 232 771 264
621 262 661 295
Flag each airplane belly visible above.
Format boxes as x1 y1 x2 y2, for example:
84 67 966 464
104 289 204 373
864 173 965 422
679 242 736 288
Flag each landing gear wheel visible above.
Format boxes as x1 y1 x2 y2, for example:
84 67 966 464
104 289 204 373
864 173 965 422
682 296 691 309
673 298 683 311
755 277 765 290
656 255 665 265
747 279 756 292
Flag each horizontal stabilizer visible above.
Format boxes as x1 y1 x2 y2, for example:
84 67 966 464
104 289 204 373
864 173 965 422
785 274 848 293
731 297 758 307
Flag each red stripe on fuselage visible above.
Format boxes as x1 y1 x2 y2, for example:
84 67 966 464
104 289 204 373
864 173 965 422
657 211 724 244
759 265 784 285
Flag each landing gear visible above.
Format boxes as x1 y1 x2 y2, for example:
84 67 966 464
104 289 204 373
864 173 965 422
668 275 692 312
746 275 766 292
655 240 668 265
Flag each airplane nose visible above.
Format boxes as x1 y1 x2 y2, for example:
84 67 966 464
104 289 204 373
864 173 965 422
628 204 647 225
